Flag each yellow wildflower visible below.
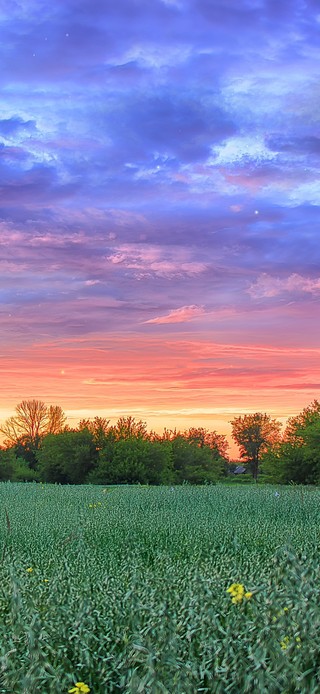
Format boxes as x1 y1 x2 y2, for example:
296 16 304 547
26 567 33 573
273 606 290 623
227 583 252 604
227 583 245 603
68 682 90 694
280 635 301 651
280 636 290 650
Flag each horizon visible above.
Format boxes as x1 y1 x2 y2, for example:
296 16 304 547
0 396 314 460
1 0 319 457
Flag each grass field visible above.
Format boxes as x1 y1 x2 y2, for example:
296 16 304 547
0 482 319 693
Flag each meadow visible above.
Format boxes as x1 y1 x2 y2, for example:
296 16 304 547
0 483 319 693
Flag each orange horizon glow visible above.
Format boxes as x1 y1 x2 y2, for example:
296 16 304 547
1 333 319 459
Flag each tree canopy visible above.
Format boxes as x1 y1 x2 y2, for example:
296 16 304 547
0 400 66 449
231 412 282 480
0 399 320 486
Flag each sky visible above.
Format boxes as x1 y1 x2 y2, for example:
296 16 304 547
1 0 320 456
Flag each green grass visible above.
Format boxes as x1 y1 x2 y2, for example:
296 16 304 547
0 482 319 693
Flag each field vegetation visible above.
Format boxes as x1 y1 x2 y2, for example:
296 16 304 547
0 482 319 692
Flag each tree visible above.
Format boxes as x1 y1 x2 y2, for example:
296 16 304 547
91 437 174 485
231 412 282 480
0 400 66 448
46 405 68 435
111 416 148 441
263 402 320 485
183 427 229 458
284 400 320 444
0 448 38 482
170 433 224 484
0 448 16 481
78 417 111 449
37 430 97 484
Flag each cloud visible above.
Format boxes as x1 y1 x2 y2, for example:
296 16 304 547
144 305 205 324
248 273 320 299
104 90 237 165
0 117 36 136
107 244 208 278
265 134 320 156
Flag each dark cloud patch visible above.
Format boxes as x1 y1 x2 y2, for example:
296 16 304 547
0 143 30 161
0 161 79 205
0 117 36 136
266 134 320 156
104 91 237 164
196 0 260 28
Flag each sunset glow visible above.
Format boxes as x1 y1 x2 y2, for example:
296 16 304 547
1 1 319 456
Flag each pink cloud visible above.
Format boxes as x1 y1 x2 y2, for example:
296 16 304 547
107 244 207 277
248 273 320 299
144 305 205 324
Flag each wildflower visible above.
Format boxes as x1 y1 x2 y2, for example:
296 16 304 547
280 635 301 651
226 583 252 604
26 567 33 573
273 606 290 622
43 579 49 583
68 682 90 694
280 636 290 650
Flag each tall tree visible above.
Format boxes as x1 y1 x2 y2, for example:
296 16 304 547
231 412 282 480
184 427 229 459
284 400 320 444
37 430 97 484
0 400 66 450
112 416 148 440
78 416 111 449
263 401 320 485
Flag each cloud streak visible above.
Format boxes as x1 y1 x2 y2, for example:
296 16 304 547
144 305 205 324
248 273 320 299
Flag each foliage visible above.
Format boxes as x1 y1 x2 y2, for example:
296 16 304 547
0 400 67 466
111 416 149 441
37 430 98 484
263 413 320 485
78 417 111 450
170 434 223 483
0 448 17 481
0 449 38 482
284 399 320 445
0 483 319 692
90 437 174 485
2 399 320 486
183 427 229 459
231 412 282 480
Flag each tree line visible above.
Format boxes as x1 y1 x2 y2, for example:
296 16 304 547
0 399 319 485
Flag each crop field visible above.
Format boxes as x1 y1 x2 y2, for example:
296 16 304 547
0 483 319 693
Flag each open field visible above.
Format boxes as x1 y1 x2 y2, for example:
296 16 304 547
0 483 319 693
